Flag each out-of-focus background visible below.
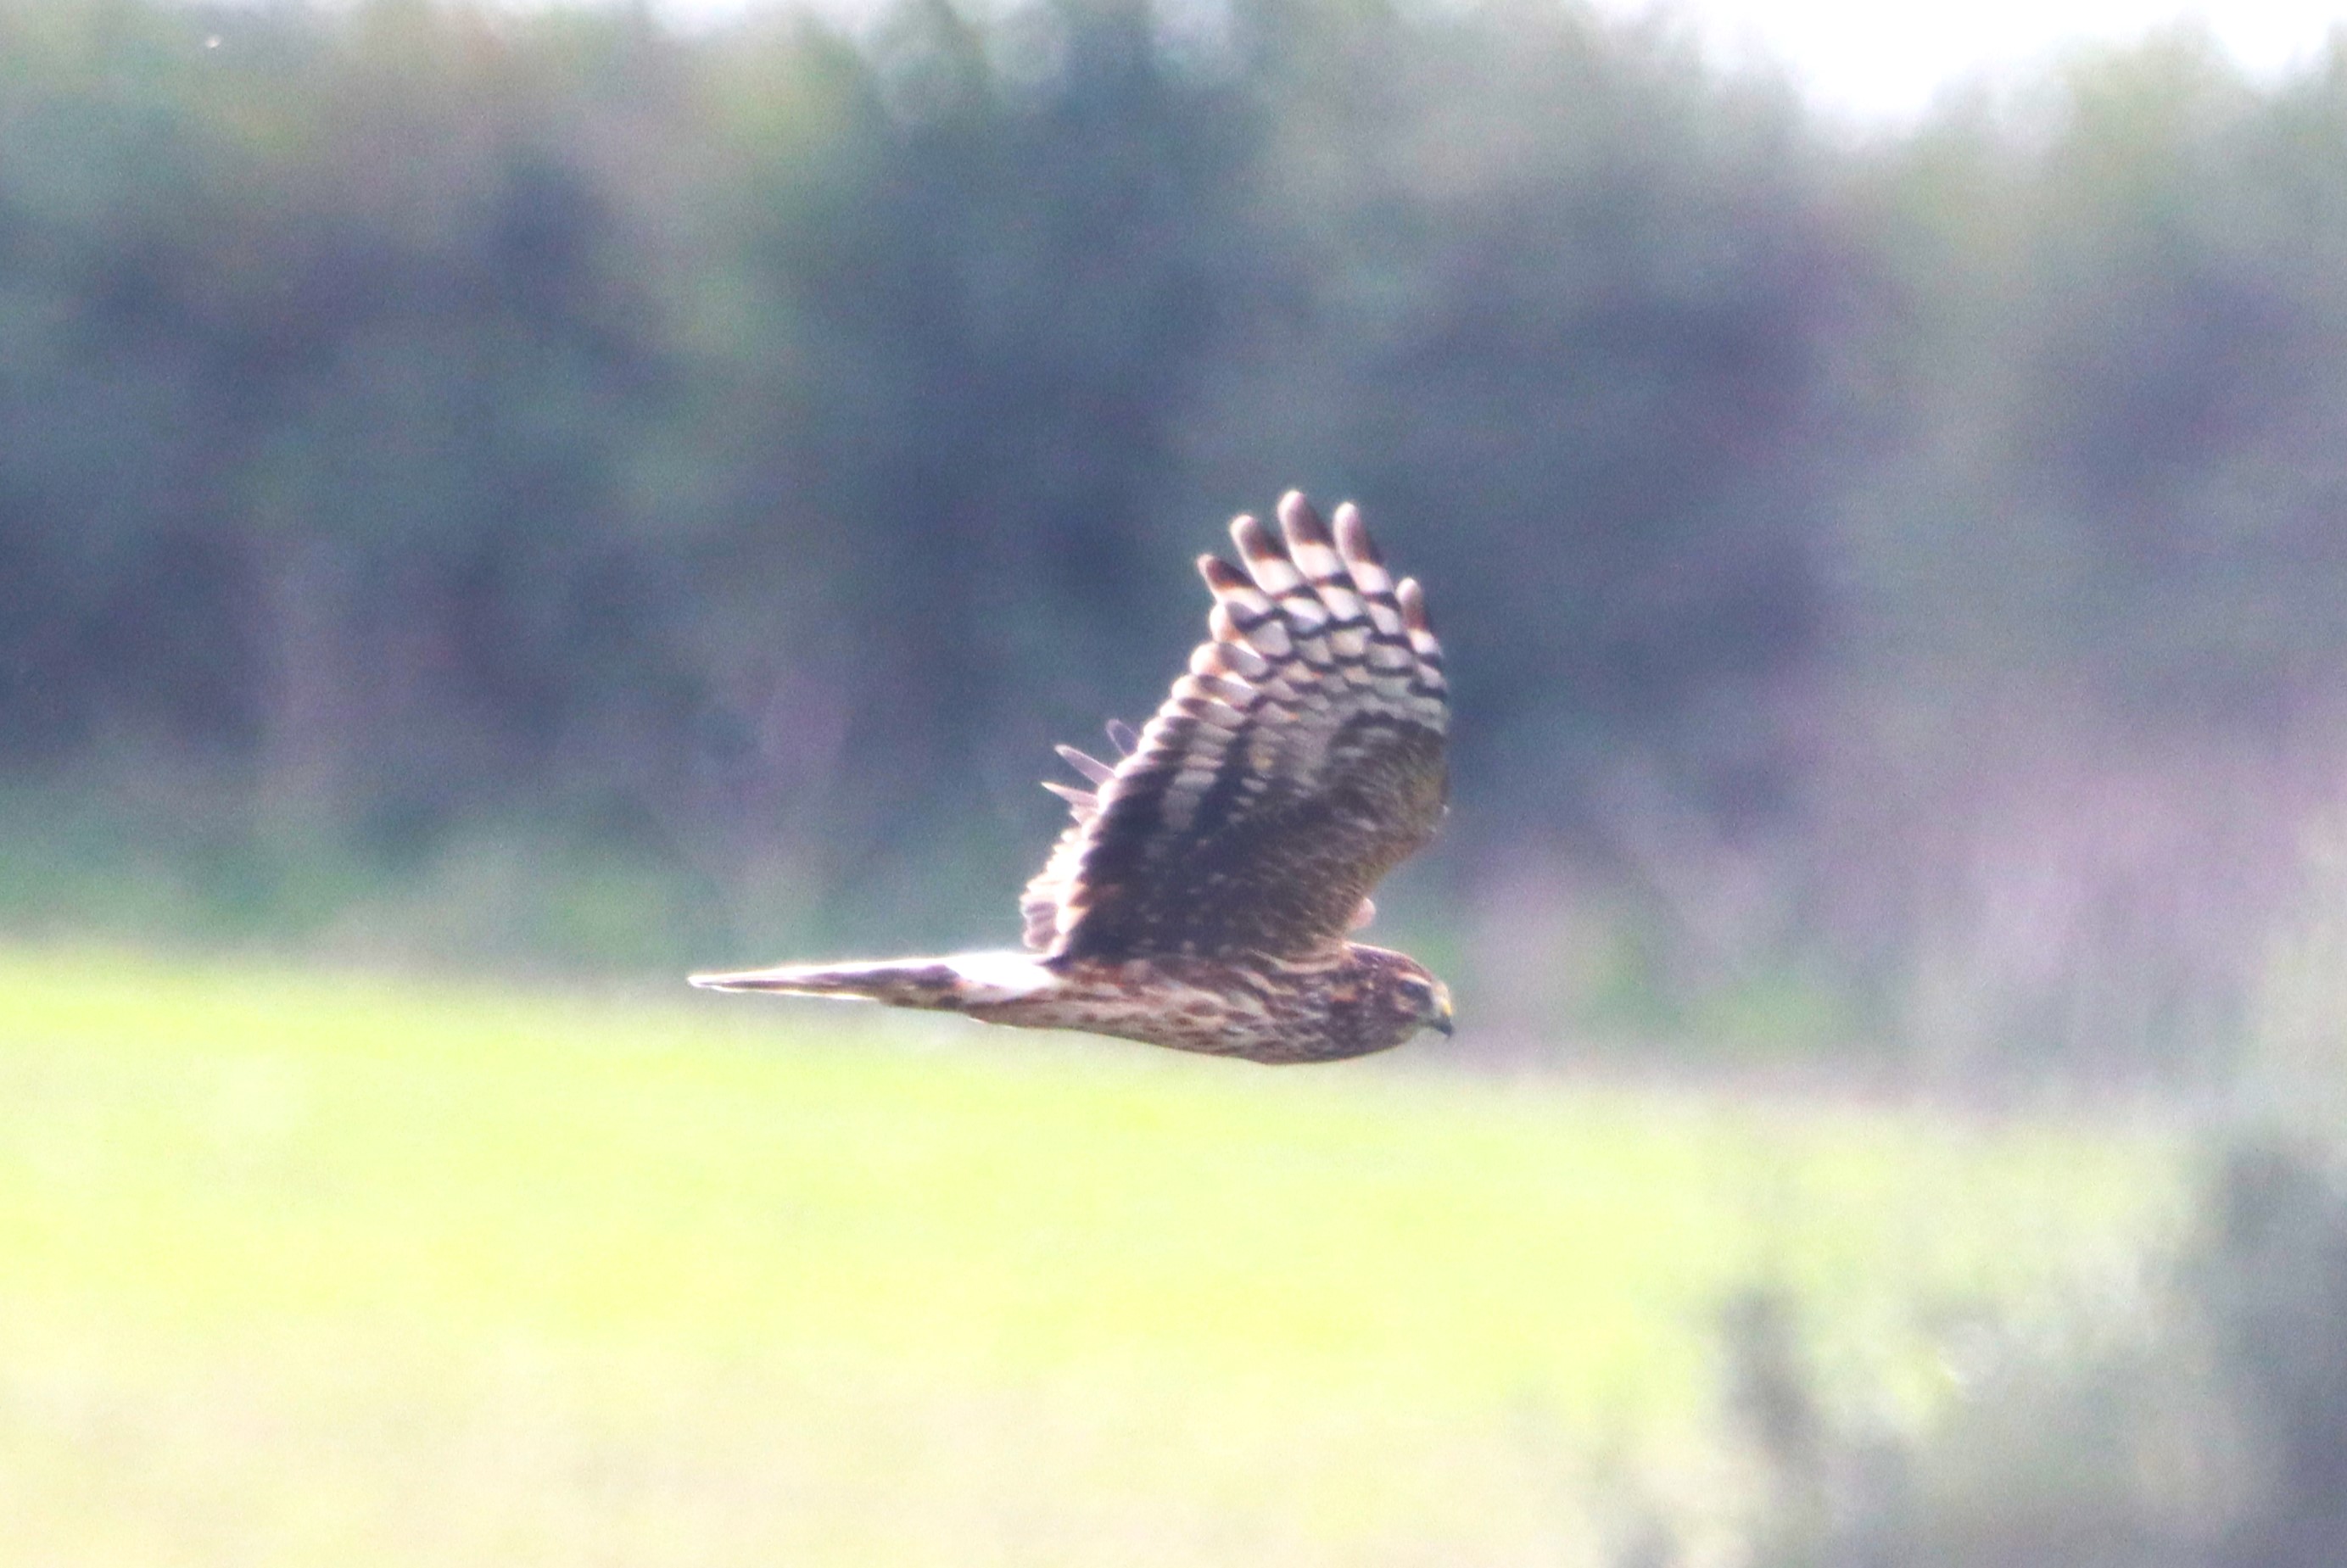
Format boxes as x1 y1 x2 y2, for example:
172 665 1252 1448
9 0 2347 1562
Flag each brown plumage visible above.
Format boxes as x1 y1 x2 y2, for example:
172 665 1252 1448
690 491 1453 1063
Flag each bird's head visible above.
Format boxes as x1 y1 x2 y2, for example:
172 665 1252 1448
1396 967 1456 1039
1349 946 1455 1044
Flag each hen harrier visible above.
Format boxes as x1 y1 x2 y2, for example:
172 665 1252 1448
690 492 1452 1063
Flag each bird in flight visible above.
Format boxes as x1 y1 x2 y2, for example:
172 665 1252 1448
690 492 1453 1063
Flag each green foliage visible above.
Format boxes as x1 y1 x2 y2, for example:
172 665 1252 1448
1716 1133 2347 1568
1846 33 2347 714
5 2 2347 1076
1703 859 2347 1564
0 0 1843 950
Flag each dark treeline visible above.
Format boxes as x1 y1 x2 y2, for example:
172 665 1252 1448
6 0 2347 1074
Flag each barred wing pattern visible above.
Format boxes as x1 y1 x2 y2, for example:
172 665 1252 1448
1020 493 1448 963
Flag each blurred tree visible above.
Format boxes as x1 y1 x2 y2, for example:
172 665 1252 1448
4 0 2347 1069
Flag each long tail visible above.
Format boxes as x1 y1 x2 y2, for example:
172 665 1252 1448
688 951 1055 1012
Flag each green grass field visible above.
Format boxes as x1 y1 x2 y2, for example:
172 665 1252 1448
0 949 2178 1565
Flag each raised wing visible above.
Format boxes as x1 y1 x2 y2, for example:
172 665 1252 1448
1020 492 1448 962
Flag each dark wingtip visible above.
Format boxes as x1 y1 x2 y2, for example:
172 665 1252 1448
1231 512 1281 564
1198 554 1251 594
1277 489 1332 547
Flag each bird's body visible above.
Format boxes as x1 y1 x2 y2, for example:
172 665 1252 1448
710 942 1439 1064
692 492 1454 1063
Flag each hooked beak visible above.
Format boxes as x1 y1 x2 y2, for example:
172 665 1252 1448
1431 985 1455 1037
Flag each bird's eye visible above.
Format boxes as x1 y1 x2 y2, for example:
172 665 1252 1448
1397 978 1429 1002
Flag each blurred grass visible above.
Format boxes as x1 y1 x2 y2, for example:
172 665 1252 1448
0 949 2178 1565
